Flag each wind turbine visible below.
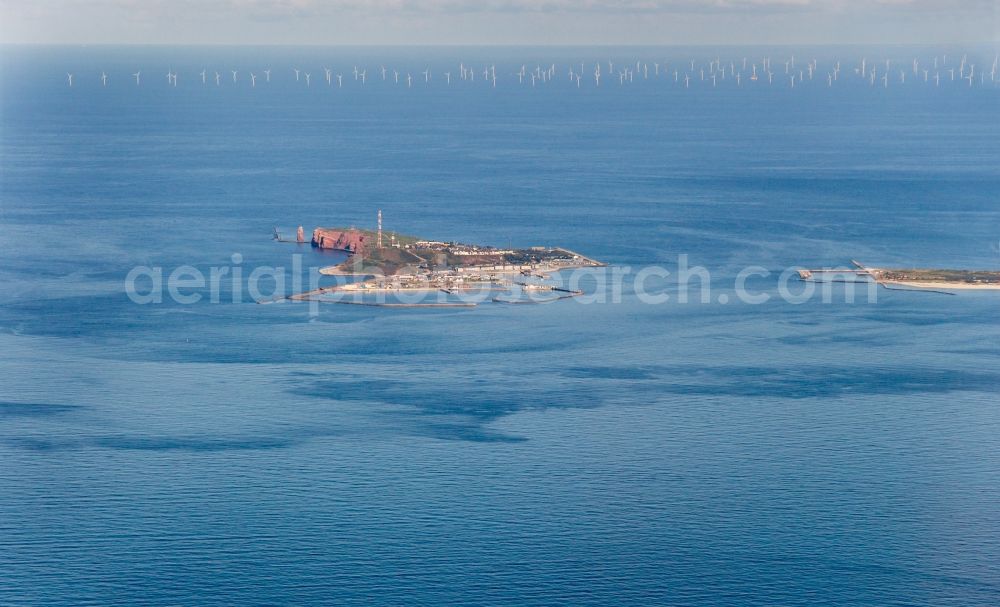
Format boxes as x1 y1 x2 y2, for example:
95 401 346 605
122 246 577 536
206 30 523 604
380 65 387 80
250 73 257 87
133 71 141 86
423 69 430 83
406 73 412 87
264 69 271 82
336 74 343 87
101 72 108 86
200 69 207 84
304 72 311 86
215 71 221 86
294 68 300 81
360 70 366 85
66 73 73 87
324 68 332 85
445 72 451 85
231 70 238 83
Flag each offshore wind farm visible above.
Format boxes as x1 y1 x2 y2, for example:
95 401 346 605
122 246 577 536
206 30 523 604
58 50 1000 93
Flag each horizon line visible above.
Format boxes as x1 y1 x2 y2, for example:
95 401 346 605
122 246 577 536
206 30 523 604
4 41 999 49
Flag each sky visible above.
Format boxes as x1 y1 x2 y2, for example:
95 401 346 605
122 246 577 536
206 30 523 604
1 0 997 46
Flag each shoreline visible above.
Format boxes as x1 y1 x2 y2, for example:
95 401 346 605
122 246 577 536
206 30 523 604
318 260 600 277
881 280 1000 291
318 266 373 276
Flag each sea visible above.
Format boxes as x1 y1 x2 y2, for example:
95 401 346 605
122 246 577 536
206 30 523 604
1 45 999 606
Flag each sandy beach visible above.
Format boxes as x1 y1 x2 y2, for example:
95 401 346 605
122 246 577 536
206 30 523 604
882 280 1000 290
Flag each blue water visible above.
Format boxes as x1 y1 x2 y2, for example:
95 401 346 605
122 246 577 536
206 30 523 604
2 45 999 605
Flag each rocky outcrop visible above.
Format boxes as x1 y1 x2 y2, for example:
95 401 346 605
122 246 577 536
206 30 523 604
296 226 305 243
312 228 367 255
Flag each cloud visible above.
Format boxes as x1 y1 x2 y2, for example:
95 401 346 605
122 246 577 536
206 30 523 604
8 0 994 16
217 0 996 13
1 0 995 44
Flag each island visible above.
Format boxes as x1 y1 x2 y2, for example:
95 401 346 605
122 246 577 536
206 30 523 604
798 260 1000 292
272 216 605 307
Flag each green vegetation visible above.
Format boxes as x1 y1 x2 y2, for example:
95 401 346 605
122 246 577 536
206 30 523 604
322 227 423 248
878 268 1000 284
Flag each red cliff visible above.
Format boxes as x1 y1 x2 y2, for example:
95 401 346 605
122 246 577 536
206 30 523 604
312 228 367 255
